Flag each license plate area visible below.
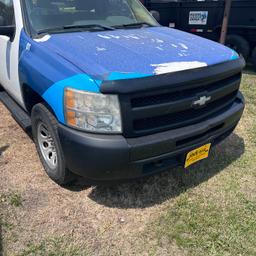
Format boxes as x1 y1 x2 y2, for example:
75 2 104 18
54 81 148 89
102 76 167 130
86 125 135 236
185 143 211 168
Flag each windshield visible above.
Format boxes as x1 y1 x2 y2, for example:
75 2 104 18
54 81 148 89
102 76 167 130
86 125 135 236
24 0 159 35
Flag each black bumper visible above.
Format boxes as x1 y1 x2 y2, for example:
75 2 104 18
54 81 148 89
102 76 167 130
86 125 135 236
58 93 245 181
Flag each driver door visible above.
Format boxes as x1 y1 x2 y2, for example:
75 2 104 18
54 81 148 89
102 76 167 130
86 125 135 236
0 0 24 106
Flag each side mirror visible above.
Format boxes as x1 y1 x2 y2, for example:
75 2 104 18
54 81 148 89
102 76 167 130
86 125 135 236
150 10 160 22
0 25 15 39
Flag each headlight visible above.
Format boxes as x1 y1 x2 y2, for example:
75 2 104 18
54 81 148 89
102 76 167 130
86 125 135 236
64 88 122 133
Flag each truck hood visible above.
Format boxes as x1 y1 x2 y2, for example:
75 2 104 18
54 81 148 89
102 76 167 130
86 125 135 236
36 26 238 81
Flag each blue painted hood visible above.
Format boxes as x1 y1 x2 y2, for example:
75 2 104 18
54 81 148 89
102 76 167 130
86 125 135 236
38 26 237 80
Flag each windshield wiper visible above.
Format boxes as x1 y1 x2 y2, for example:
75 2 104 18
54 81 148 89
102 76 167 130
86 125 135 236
37 26 66 35
64 24 115 31
113 22 155 29
37 24 115 35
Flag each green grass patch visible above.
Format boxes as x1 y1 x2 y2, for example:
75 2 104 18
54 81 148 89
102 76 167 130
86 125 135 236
146 72 256 256
19 237 89 256
0 219 14 231
1 192 23 207
155 194 256 256
9 193 22 207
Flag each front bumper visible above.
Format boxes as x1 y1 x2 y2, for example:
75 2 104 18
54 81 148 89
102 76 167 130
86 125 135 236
58 93 244 181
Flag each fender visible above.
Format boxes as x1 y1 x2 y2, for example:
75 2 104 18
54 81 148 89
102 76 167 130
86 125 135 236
18 30 100 123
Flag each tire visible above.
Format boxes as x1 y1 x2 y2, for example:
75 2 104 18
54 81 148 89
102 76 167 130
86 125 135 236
31 103 74 185
252 47 256 70
226 35 250 61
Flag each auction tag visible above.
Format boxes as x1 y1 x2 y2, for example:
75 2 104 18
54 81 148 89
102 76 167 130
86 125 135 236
185 143 211 168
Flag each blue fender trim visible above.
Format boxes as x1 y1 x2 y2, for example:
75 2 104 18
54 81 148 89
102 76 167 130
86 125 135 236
42 74 100 123
42 71 150 123
231 50 240 60
107 72 151 81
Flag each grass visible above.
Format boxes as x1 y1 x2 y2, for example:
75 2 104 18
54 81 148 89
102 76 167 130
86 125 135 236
155 194 256 256
19 237 89 256
0 190 87 255
1 192 23 207
0 72 255 256
147 72 256 256
0 219 14 231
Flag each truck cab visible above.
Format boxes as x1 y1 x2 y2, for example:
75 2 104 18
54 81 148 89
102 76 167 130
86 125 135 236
0 0 245 185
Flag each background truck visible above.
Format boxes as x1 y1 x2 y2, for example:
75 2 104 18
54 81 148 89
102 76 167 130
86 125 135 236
144 0 256 68
0 0 245 185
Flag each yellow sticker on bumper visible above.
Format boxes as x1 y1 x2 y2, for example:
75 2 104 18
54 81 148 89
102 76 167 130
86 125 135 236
185 143 211 168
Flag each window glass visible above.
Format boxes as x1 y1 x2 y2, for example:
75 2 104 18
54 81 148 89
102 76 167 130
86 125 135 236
24 0 158 34
0 0 15 26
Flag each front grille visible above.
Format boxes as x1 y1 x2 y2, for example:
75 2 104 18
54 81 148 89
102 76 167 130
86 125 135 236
120 73 242 138
133 91 237 131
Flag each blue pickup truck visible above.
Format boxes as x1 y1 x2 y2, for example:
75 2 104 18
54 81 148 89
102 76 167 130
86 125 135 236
0 0 245 185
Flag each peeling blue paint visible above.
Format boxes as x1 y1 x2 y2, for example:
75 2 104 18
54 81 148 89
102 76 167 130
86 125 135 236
19 26 238 125
39 27 237 80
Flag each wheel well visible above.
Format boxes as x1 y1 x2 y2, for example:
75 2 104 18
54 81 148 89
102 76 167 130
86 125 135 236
22 84 55 116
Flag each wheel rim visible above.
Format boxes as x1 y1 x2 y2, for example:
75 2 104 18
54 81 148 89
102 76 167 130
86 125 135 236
37 122 58 170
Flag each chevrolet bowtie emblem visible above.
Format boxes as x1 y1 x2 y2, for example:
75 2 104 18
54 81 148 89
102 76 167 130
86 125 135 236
193 96 211 107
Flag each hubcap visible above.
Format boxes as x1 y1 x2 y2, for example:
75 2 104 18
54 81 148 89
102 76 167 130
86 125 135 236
37 122 58 169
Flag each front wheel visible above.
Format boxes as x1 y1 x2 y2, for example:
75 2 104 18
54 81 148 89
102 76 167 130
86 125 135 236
31 103 74 185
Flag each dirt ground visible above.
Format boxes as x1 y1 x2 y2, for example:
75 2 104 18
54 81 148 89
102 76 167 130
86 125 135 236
0 72 255 256
0 100 188 256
